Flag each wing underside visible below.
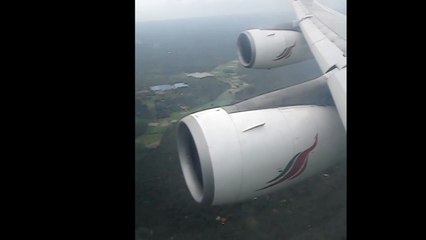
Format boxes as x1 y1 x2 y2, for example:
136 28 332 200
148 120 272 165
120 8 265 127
292 0 346 129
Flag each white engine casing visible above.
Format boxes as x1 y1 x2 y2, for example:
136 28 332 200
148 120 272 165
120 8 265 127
237 29 313 69
177 106 346 205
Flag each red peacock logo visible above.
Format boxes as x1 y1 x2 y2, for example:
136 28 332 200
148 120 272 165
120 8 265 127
273 42 296 61
257 134 318 191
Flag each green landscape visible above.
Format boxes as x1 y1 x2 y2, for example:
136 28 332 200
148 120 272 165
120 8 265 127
135 14 345 240
135 60 255 149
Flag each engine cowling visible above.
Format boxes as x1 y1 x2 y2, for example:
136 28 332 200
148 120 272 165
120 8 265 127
237 29 313 69
176 106 346 205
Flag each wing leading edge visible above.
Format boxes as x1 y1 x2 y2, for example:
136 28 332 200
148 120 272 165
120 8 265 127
292 0 346 130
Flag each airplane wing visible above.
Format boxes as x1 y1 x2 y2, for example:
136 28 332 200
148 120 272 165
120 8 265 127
292 0 346 129
175 0 347 205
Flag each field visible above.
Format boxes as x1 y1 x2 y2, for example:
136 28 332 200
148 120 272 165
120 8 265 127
136 60 251 148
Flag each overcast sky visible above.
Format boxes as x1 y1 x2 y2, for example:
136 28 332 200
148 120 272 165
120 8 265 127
135 0 346 23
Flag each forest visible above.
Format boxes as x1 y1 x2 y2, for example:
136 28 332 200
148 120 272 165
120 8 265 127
135 13 345 240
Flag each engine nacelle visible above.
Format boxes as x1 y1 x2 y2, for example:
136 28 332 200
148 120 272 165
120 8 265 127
237 29 313 69
176 106 346 205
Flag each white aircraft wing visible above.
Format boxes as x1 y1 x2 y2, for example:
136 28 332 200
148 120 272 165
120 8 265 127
292 0 346 129
175 0 347 206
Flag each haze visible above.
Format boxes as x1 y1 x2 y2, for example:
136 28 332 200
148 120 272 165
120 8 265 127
136 0 346 23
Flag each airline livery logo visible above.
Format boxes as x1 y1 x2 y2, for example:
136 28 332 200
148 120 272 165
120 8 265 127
274 42 296 61
257 134 318 191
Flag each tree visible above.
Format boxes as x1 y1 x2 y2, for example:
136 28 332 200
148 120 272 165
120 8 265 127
135 98 151 118
135 117 149 138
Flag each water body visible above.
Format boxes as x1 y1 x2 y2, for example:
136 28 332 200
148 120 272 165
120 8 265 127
150 83 189 91
185 72 215 79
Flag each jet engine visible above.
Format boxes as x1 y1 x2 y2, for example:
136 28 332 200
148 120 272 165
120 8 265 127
176 105 346 205
237 29 313 69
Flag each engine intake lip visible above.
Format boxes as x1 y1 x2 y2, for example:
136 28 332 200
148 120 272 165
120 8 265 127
177 117 214 205
237 31 256 68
